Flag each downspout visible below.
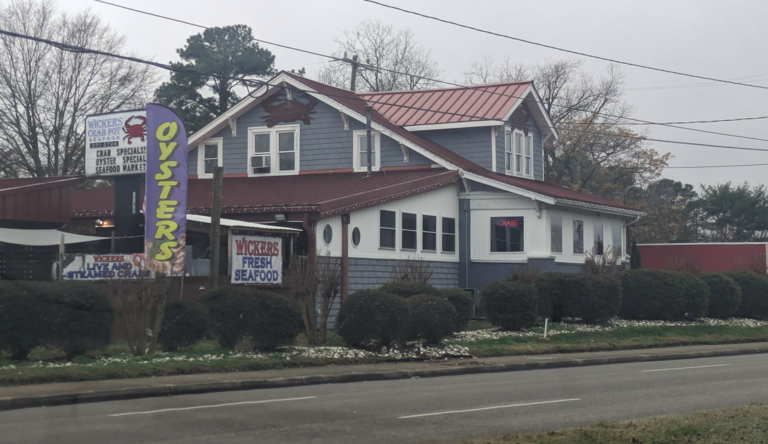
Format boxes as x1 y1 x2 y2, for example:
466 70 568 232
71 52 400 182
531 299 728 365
341 213 350 304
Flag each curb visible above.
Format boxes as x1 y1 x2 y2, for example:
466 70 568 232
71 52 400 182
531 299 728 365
2 345 768 412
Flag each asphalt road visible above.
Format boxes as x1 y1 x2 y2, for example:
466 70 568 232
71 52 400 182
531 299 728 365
2 353 768 444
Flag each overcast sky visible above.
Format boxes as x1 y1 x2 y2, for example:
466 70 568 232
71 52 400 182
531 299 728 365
63 0 768 190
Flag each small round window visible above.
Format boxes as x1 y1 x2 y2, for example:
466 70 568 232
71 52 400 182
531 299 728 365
323 224 333 245
352 227 361 247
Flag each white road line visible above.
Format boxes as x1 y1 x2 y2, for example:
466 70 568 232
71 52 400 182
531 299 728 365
398 398 580 419
641 364 732 373
109 396 316 417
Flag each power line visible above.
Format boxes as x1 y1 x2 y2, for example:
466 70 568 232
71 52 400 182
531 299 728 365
92 0 768 148
569 115 768 126
666 162 768 169
362 0 768 91
5 24 768 160
567 117 768 144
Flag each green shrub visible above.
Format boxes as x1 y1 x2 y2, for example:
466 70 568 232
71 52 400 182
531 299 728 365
724 272 768 319
676 273 710 319
201 286 302 350
438 288 473 331
532 273 621 324
379 281 439 298
701 273 741 319
248 291 303 350
336 289 411 349
481 281 538 331
576 275 623 324
408 294 458 343
621 270 708 321
159 301 209 352
40 281 115 359
0 281 113 360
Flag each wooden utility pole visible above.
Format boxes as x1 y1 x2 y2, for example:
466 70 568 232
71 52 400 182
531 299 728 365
349 55 359 92
209 166 223 289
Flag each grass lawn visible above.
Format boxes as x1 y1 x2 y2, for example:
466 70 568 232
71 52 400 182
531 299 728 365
3 324 768 387
458 403 768 444
460 325 768 357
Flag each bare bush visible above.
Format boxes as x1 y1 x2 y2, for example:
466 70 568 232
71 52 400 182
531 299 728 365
283 255 320 345
733 255 766 275
509 263 539 284
664 255 700 274
107 276 169 356
316 253 341 344
389 256 433 284
585 248 623 275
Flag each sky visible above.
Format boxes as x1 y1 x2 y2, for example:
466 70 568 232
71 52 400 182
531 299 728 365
61 0 768 190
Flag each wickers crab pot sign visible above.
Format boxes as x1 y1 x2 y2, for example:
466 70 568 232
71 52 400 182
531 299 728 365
231 234 283 284
84 109 147 177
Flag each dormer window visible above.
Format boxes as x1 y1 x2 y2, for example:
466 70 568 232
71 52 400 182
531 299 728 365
353 130 381 172
247 125 300 176
196 138 223 178
505 128 533 178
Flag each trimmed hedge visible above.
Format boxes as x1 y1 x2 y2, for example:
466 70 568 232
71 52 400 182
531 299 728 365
336 289 411 349
724 272 768 319
0 281 114 360
379 281 439 298
438 288 473 331
481 281 538 331
201 286 302 350
159 301 209 352
408 295 458 344
700 273 741 319
621 270 709 321
533 273 621 324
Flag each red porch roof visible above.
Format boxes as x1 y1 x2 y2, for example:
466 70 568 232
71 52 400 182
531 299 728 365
0 176 84 223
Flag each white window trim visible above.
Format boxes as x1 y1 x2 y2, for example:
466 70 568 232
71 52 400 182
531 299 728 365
550 215 563 255
421 213 438 253
196 137 223 178
353 129 381 172
379 209 397 250
489 216 526 254
441 216 457 254
247 125 300 176
401 210 418 251
524 134 533 178
505 129 533 178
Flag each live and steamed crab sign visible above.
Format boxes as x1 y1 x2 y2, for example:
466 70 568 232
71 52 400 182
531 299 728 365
144 104 188 276
84 109 147 177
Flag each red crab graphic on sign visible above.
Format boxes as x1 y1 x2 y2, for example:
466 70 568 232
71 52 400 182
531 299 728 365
122 115 147 145
261 89 319 128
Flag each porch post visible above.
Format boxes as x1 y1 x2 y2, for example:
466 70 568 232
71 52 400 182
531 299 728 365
341 213 350 303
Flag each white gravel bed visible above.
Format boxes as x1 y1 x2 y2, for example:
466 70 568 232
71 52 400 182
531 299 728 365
280 343 472 361
448 317 768 343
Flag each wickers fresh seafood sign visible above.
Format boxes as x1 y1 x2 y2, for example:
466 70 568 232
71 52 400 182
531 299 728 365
144 104 188 276
84 109 147 177
231 234 283 284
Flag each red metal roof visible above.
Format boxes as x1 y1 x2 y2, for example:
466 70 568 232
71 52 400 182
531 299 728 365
0 176 84 223
71 169 460 219
471 170 640 211
358 82 531 127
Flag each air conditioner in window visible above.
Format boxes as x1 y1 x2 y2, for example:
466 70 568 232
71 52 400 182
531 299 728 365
250 155 270 173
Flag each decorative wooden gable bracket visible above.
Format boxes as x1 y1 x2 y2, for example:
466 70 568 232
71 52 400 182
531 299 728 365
339 112 349 130
227 117 237 137
400 143 409 162
533 199 543 218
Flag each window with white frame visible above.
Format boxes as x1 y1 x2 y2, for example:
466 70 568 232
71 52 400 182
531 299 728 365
247 125 299 176
505 129 533 177
551 216 563 253
197 138 223 178
612 224 623 257
379 210 396 249
353 130 381 172
422 215 437 252
401 212 417 250
442 217 456 253
524 134 532 176
594 222 604 255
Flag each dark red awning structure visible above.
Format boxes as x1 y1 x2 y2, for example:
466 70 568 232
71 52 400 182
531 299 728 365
0 176 85 224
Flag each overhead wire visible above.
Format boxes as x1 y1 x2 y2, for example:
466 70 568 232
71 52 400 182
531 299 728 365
92 0 768 149
5 21 768 167
362 0 768 91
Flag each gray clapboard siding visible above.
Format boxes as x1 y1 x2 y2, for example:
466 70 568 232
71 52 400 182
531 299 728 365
413 127 493 169
188 100 431 175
